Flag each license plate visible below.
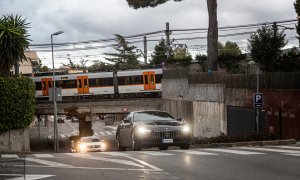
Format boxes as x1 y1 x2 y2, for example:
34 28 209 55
162 139 173 143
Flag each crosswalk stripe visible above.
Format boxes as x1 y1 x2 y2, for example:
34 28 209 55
172 150 218 155
138 151 174 156
64 153 92 157
283 153 300 157
239 147 300 154
1 154 19 158
99 132 105 135
204 148 264 155
33 154 54 158
25 158 71 167
98 152 131 156
268 146 300 150
105 131 113 135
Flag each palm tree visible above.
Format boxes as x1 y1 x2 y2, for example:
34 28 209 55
0 14 30 77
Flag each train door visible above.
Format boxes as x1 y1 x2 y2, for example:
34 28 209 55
77 76 89 94
143 71 156 90
41 78 53 96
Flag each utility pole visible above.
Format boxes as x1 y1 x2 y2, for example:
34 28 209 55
273 21 278 37
165 22 171 58
143 36 147 64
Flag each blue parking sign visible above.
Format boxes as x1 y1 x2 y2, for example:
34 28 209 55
253 93 263 108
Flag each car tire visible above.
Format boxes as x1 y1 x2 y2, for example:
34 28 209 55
158 145 168 150
180 144 190 150
131 134 141 151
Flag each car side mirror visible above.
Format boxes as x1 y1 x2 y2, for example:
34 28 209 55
176 118 183 122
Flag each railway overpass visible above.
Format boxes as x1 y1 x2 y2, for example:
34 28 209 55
35 98 162 117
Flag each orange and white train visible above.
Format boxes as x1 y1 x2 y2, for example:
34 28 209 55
31 68 163 99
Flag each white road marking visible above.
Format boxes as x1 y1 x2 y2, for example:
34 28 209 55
1 154 19 158
112 130 116 134
204 148 264 155
138 151 174 156
81 156 144 168
33 154 54 158
98 152 131 156
25 158 72 167
99 132 105 135
0 174 54 180
172 150 218 156
105 131 113 135
283 153 300 157
268 145 300 150
126 156 162 171
64 153 92 157
107 126 118 130
239 147 300 154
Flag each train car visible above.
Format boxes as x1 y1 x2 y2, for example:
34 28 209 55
32 68 162 99
117 68 162 96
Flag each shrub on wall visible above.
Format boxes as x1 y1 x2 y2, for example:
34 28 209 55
0 77 35 133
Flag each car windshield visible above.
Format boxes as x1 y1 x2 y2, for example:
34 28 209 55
133 111 174 122
81 138 101 143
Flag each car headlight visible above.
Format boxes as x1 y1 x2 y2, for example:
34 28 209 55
137 126 151 135
181 125 190 133
101 142 106 149
79 144 87 152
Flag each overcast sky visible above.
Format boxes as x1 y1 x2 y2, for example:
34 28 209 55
1 0 298 67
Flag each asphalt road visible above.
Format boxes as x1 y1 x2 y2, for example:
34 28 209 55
1 145 300 180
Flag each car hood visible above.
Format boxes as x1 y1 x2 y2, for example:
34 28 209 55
134 120 183 126
81 142 102 146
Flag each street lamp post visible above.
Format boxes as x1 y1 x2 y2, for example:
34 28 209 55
51 31 63 153
248 61 260 132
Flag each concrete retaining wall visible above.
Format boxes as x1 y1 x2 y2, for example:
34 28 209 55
0 128 30 152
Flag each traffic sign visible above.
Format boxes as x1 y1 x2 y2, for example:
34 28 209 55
253 93 263 108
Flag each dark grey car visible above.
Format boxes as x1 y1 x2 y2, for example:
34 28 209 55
116 111 191 151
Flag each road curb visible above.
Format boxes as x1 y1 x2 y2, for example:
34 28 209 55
191 139 296 148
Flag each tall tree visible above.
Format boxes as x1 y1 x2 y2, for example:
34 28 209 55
125 0 218 71
294 0 300 45
105 34 140 70
172 47 192 66
218 41 245 73
0 14 30 77
150 38 168 65
247 25 287 72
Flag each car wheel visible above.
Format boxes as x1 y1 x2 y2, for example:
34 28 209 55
180 144 190 150
158 145 168 150
117 135 127 151
131 134 141 151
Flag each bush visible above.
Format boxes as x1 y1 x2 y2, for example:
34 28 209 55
194 132 278 144
0 77 35 133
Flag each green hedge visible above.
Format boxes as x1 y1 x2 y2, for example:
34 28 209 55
0 77 35 133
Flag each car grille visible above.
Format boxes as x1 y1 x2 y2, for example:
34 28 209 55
88 145 100 148
153 131 180 139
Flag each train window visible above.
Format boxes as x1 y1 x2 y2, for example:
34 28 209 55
55 81 63 87
118 76 143 85
131 75 143 84
89 79 101 87
42 81 46 90
155 74 162 83
35 82 42 90
100 78 113 86
150 75 155 84
144 75 148 84
62 80 77 89
78 79 82 88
